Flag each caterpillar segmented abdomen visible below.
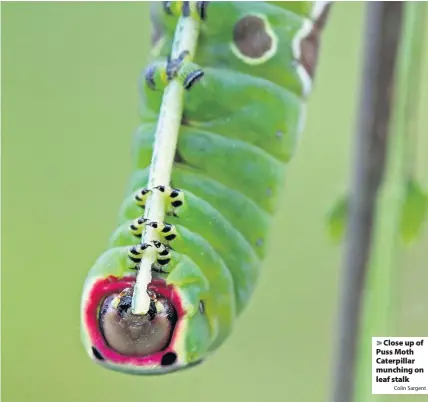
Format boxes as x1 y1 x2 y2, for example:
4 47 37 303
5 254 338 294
81 1 331 375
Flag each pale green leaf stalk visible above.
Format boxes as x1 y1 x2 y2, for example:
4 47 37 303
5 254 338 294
355 3 427 401
132 15 201 315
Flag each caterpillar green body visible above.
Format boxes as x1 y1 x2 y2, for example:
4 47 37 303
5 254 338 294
81 1 331 375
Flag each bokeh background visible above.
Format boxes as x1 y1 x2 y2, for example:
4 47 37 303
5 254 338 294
2 2 428 402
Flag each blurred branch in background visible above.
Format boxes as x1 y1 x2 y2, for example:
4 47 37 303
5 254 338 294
330 3 404 402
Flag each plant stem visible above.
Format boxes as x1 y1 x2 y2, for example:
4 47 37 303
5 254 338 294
330 3 404 402
132 16 200 315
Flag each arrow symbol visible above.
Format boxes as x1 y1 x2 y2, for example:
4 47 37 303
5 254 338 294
377 341 382 345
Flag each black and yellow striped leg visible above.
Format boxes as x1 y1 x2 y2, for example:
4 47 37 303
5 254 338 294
153 185 185 217
134 188 152 209
129 217 149 238
148 221 177 243
127 243 152 269
162 1 208 20
151 240 171 270
128 241 171 272
145 51 204 92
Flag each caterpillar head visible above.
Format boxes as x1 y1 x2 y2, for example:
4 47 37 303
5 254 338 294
81 275 211 375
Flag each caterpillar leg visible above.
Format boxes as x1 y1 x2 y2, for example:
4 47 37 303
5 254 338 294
151 240 172 268
145 51 203 91
166 50 190 81
162 1 208 20
177 60 204 90
128 241 171 271
153 185 185 217
128 242 152 268
134 188 151 209
129 217 149 238
148 221 177 243
168 51 204 90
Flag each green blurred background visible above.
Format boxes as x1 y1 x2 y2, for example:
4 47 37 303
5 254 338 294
2 2 428 402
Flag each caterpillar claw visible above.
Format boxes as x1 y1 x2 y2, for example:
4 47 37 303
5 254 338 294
134 188 152 208
166 50 190 80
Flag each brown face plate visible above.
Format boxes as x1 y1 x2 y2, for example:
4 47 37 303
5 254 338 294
100 292 176 357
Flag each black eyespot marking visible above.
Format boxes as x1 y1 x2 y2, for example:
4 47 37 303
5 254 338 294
92 347 105 361
161 352 177 366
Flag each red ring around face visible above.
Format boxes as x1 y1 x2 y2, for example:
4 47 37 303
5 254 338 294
84 275 185 366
